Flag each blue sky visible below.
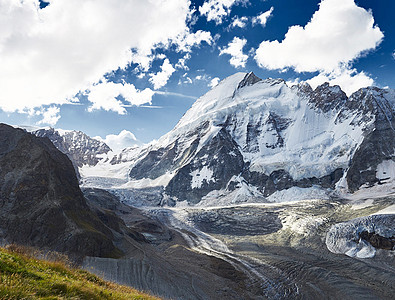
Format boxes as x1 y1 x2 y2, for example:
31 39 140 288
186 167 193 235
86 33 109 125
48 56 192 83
0 0 393 148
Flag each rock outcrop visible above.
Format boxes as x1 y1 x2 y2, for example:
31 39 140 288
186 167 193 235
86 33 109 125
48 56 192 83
0 124 120 258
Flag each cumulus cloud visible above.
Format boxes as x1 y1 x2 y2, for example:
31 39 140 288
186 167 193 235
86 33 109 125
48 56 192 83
230 16 248 28
87 81 154 114
175 53 191 70
131 31 212 75
199 0 244 24
255 0 383 73
209 77 220 88
175 30 213 52
0 0 193 113
254 0 383 94
149 59 176 90
37 106 61 126
252 7 274 27
97 130 142 152
220 37 248 68
392 50 395 60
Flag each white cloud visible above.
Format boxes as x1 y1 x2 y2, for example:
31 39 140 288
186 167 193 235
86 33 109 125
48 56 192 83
255 0 383 94
97 130 142 152
155 91 197 100
209 77 220 88
220 37 248 68
131 30 212 75
87 81 154 114
230 16 248 28
174 30 213 52
130 52 155 73
252 7 274 27
199 0 244 24
306 67 373 96
149 59 176 90
37 106 61 126
183 77 193 84
392 50 395 60
175 53 191 70
179 74 219 87
0 0 192 113
156 54 167 60
255 0 383 73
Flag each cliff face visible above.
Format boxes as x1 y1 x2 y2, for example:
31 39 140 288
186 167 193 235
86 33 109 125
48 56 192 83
0 124 120 258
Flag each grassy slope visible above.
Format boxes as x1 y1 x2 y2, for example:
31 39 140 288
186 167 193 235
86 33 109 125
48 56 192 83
0 246 159 300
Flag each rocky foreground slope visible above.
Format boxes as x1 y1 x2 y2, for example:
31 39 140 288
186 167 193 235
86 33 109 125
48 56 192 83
0 245 158 299
0 124 128 258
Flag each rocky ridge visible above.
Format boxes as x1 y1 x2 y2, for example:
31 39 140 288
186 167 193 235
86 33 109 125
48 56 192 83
33 127 111 168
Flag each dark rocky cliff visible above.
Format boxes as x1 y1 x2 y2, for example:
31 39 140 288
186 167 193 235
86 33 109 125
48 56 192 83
0 124 120 258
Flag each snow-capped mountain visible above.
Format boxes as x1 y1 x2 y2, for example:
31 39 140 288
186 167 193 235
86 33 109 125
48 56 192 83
82 72 395 205
33 127 111 168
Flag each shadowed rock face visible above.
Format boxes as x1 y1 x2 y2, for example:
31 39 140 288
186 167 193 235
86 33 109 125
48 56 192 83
307 82 348 113
242 168 344 196
359 231 395 250
345 88 395 192
165 128 245 204
236 71 262 90
0 124 120 258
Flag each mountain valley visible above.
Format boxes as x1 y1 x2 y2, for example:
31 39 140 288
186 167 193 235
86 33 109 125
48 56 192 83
1 72 395 299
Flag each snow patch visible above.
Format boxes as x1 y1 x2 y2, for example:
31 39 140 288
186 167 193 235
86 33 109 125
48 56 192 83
372 204 395 215
267 186 330 203
191 166 215 189
350 199 374 210
281 214 326 237
376 160 395 182
341 183 395 201
80 160 131 181
344 240 376 259
195 181 266 207
122 172 175 189
326 215 395 258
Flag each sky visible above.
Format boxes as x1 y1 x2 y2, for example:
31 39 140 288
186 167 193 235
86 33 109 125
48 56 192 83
0 0 394 150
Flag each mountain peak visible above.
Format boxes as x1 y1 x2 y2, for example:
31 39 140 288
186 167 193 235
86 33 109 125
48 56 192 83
237 72 262 89
308 82 348 113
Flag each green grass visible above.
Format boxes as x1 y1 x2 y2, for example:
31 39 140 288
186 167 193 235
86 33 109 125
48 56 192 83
0 245 160 300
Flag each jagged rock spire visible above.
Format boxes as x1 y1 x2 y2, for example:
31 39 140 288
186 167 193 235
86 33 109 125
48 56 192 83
237 72 262 89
